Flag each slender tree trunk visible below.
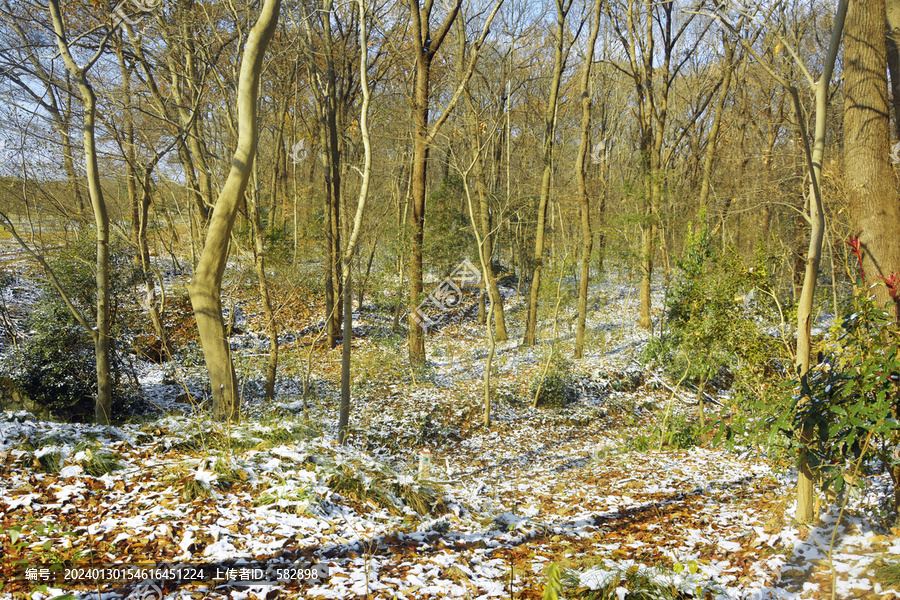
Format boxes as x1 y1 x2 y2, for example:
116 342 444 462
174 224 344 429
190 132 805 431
249 169 278 402
886 0 900 136
338 0 373 443
324 4 344 346
138 175 168 357
393 173 410 333
574 0 602 359
794 1 847 524
698 34 735 221
58 95 85 216
187 0 281 422
48 0 112 424
458 19 507 343
524 0 572 346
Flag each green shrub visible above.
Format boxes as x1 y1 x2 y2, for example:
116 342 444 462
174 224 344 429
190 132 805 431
423 176 476 277
644 232 784 392
543 559 727 600
661 415 700 449
776 268 900 508
531 354 575 408
2 243 139 421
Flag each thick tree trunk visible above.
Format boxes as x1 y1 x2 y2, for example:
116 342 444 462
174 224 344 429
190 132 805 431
406 0 463 365
187 0 281 422
846 0 900 313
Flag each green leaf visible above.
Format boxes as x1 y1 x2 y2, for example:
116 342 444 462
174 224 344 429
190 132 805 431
542 563 564 600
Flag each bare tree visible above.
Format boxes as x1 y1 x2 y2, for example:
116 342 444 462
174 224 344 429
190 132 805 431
523 0 577 346
407 0 504 364
45 0 115 424
573 0 603 359
608 0 703 330
0 4 87 217
188 0 282 422
337 0 376 444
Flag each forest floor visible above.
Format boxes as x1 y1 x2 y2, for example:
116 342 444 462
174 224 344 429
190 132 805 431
0 262 898 600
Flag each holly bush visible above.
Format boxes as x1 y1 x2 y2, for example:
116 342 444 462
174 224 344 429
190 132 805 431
2 243 139 421
643 231 783 391
774 269 900 507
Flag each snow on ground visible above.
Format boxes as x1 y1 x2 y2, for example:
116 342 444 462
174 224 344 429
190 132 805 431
0 272 897 600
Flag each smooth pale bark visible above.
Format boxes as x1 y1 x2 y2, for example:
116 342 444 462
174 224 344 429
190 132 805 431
793 2 847 524
338 0 373 445
188 0 281 422
524 0 573 346
574 0 603 360
48 0 112 424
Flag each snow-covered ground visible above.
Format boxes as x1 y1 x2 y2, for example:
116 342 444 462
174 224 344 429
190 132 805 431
0 270 897 600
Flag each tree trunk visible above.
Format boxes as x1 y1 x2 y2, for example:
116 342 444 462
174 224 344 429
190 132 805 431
187 0 281 422
458 18 507 343
407 0 463 364
408 57 430 363
574 0 602 359
249 170 278 402
338 0 373 444
698 34 735 221
846 0 900 313
886 0 900 136
48 0 112 424
794 2 847 524
524 0 572 346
